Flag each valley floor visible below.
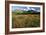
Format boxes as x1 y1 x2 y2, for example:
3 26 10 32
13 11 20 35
12 14 40 28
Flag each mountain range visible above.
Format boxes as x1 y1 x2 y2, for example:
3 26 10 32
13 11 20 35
13 8 40 14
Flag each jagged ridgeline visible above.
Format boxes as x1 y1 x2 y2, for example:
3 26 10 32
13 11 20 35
12 9 40 15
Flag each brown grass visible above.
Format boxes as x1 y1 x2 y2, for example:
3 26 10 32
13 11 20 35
12 14 40 28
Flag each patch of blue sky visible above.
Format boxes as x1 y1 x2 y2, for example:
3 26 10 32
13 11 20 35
12 6 40 12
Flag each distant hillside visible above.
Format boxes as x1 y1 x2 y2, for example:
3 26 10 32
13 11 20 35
12 9 40 14
27 10 40 14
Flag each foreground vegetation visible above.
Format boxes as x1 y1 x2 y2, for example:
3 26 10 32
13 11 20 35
12 13 40 28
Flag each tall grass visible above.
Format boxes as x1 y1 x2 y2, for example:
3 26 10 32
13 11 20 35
12 14 40 28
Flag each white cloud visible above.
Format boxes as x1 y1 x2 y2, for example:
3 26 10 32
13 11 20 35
31 8 36 11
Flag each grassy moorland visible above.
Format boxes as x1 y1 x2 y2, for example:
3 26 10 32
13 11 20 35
12 11 40 28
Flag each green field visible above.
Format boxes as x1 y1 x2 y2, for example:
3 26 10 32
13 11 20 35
12 13 40 28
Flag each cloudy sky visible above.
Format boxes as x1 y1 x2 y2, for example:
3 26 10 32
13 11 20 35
12 6 40 12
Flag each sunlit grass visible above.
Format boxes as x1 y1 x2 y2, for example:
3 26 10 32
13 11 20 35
12 13 40 28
